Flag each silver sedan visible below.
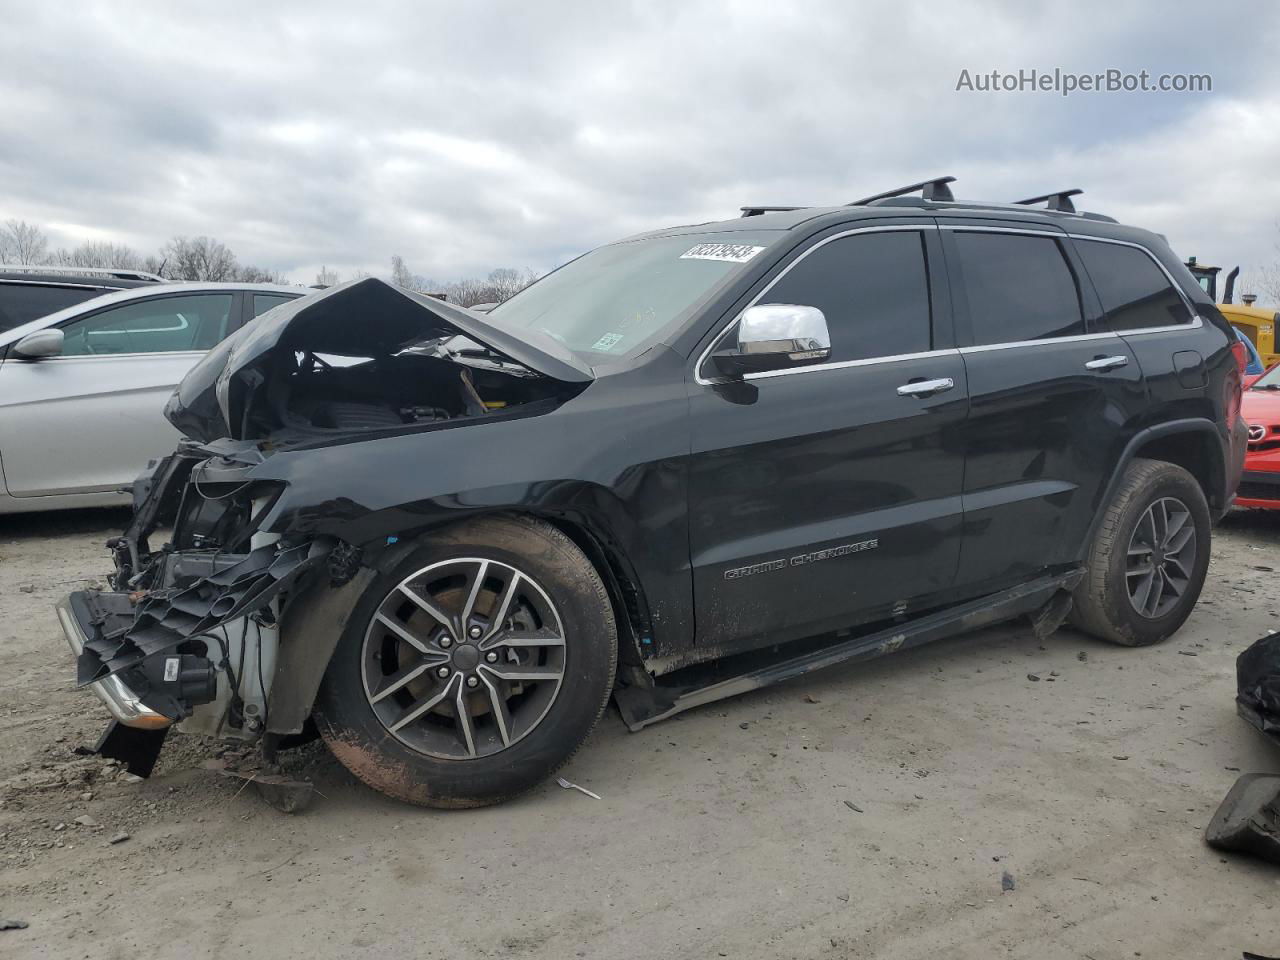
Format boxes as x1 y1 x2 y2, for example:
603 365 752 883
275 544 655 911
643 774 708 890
0 282 305 514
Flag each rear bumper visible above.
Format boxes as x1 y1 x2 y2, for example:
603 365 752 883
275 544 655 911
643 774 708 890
56 596 171 730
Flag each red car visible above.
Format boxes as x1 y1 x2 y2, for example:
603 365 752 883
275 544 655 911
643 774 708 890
1239 363 1280 508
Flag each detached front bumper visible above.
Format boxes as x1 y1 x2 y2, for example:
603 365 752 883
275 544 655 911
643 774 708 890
57 594 170 730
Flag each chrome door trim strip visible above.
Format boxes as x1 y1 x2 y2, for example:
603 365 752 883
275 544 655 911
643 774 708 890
742 347 961 382
957 331 1119 354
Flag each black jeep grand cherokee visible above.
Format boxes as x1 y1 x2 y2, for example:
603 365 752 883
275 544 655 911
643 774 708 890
61 178 1248 807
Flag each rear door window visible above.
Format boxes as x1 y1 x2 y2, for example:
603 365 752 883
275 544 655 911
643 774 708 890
0 283 111 332
1074 240 1192 330
59 294 234 355
951 232 1085 345
759 230 933 362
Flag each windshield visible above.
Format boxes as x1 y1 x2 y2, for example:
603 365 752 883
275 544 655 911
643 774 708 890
488 231 779 360
1253 362 1280 389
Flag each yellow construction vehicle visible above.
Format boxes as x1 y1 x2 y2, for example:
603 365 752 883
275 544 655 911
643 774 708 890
1184 258 1279 367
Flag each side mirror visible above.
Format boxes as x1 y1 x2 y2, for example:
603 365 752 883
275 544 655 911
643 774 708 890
13 328 64 359
712 304 831 378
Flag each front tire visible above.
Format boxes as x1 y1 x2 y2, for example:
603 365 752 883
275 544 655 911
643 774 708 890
314 515 617 808
1071 458 1211 646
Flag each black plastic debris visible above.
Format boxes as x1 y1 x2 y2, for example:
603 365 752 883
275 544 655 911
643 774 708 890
1238 633 1280 747
77 539 331 687
90 720 169 778
209 759 317 814
1205 774 1280 865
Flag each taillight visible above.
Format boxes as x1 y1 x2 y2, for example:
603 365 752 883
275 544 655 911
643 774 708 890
1231 339 1249 376
1227 342 1245 426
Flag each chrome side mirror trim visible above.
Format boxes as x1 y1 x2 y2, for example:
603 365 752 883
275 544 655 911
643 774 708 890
738 304 831 360
711 304 831 378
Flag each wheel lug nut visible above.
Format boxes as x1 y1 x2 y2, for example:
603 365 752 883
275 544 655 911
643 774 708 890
469 626 482 639
466 676 479 688
485 651 498 663
436 667 450 679
440 637 452 648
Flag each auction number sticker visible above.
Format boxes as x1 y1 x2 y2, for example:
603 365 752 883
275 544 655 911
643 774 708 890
680 242 765 263
592 332 624 351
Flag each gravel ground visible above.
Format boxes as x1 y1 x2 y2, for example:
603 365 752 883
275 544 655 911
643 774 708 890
1 507 1279 959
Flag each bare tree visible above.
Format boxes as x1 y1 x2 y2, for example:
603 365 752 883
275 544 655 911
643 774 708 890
1255 265 1280 305
315 265 340 287
236 264 284 283
162 236 239 281
443 267 537 307
484 267 537 302
2 220 50 264
49 241 144 270
390 254 427 291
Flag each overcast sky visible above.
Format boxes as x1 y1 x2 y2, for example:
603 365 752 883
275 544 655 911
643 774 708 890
2 0 1279 287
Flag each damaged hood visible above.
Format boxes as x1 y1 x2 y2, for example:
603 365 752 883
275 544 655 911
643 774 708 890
167 277 593 442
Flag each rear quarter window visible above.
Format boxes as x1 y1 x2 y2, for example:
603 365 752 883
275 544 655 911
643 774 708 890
1074 240 1192 331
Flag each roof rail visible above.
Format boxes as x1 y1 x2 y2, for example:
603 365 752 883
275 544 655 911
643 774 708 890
740 205 804 218
1014 189 1083 214
0 263 166 282
850 176 956 206
737 204 803 217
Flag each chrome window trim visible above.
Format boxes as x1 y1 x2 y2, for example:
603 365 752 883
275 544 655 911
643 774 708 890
743 347 960 381
1064 233 1200 330
695 224 1207 388
694 224 939 386
954 317 1205 355
936 224 1065 238
1115 316 1204 337
958 331 1119 354
24 350 208 362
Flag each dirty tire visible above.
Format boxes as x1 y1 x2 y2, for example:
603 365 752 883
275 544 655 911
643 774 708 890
1070 458 1211 647
314 515 617 808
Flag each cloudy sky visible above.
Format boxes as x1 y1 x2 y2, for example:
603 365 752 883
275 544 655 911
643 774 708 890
2 0 1279 288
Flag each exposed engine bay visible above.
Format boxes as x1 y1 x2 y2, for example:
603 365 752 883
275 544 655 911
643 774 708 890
167 276 591 445
251 343 572 439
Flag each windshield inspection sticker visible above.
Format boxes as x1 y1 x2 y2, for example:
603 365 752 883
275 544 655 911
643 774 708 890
680 242 765 263
591 332 624 351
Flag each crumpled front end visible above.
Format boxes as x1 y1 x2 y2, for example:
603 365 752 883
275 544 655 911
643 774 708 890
59 441 331 746
59 277 594 772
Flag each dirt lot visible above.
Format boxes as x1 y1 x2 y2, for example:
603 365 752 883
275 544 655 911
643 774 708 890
1 509 1279 959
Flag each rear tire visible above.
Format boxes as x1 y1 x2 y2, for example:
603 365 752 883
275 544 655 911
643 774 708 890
314 515 617 808
1071 458 1211 646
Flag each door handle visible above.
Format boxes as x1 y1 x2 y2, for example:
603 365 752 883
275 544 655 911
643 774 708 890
896 377 955 397
1085 355 1129 371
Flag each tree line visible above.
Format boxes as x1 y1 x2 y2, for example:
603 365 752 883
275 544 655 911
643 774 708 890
0 219 282 283
0 219 539 305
